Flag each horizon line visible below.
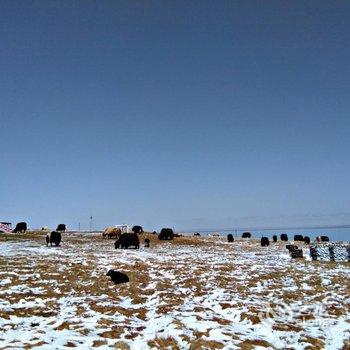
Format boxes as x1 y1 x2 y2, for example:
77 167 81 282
183 224 350 233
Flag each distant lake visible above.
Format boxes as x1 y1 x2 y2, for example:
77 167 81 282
189 227 349 242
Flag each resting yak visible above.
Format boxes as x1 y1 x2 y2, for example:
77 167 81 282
242 232 251 238
102 227 121 239
13 222 27 233
227 234 234 242
132 225 143 234
294 234 304 241
158 228 174 240
106 270 129 284
272 235 278 242
46 231 61 246
114 233 140 249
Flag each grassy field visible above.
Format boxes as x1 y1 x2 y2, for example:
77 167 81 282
0 233 349 349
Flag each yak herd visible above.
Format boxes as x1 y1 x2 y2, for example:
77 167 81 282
103 229 331 283
7 222 331 252
237 232 329 248
6 221 331 252
5 222 65 246
4 222 334 284
111 227 175 249
6 222 66 234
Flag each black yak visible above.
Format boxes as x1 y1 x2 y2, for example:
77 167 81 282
46 231 62 246
227 234 234 242
261 237 270 247
304 236 311 244
321 236 330 242
13 222 27 233
132 225 143 234
106 270 129 284
294 234 304 241
144 238 150 247
280 234 288 241
242 232 251 238
193 232 201 236
291 249 303 258
290 248 303 259
56 224 66 232
286 244 298 252
114 233 140 249
158 228 174 240
272 235 278 242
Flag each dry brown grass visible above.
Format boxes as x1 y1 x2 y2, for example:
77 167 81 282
0 233 349 349
237 339 274 349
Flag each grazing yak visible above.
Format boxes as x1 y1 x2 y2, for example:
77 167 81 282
242 232 251 238
56 224 66 232
280 234 288 241
46 231 62 246
304 236 311 244
227 234 234 242
106 270 129 284
114 232 140 249
102 227 121 239
158 228 174 240
132 225 143 234
294 234 304 241
286 244 303 258
291 248 303 258
261 237 270 247
272 235 278 242
144 238 150 247
13 222 27 233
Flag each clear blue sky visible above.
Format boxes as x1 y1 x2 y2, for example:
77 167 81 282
1 1 349 231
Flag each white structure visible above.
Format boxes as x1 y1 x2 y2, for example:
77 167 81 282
115 224 129 233
0 222 12 233
209 232 220 237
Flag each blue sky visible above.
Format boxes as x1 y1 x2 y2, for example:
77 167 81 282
1 1 349 231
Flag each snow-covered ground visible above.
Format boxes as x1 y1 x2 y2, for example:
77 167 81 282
0 235 349 349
